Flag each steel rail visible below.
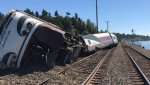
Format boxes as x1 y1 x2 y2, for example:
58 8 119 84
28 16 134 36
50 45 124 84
37 51 101 85
123 46 150 85
122 43 150 60
57 51 101 74
81 49 111 85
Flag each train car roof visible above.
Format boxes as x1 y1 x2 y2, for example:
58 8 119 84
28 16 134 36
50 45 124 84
93 33 110 38
82 34 100 42
14 10 62 28
83 33 110 39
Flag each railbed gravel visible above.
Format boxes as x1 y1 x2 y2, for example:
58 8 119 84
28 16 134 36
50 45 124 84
100 43 131 85
0 57 87 85
0 43 143 85
0 51 102 85
44 50 109 85
0 64 66 85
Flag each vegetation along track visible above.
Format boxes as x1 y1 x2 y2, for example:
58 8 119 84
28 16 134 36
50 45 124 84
81 47 114 85
38 48 114 85
122 43 150 85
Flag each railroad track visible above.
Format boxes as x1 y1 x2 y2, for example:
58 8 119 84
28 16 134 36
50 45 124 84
81 48 114 85
125 44 150 60
37 50 103 85
122 43 150 85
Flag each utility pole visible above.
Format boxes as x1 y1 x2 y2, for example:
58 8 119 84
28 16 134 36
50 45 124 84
105 21 110 32
96 0 99 33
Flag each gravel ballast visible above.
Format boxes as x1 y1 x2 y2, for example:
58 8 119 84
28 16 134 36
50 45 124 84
0 43 147 85
100 43 131 85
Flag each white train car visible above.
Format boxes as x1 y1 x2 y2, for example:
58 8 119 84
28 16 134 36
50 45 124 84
82 33 118 52
0 10 74 69
110 33 118 45
83 38 102 52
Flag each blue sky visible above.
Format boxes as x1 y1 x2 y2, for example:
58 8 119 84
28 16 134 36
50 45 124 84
0 0 150 36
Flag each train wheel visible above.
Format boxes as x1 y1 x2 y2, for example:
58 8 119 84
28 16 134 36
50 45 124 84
2 52 17 70
45 49 58 68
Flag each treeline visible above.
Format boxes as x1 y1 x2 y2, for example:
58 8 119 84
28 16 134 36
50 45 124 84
115 33 150 41
0 9 149 41
23 8 97 36
0 12 4 26
0 9 97 36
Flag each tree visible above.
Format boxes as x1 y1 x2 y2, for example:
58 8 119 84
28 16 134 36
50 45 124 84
63 18 72 32
54 10 59 17
0 12 4 34
86 19 97 34
0 12 4 25
66 12 71 17
24 8 34 15
48 13 51 16
40 9 52 22
35 11 39 17
0 12 4 20
75 13 78 19
42 9 48 17
22 9 98 35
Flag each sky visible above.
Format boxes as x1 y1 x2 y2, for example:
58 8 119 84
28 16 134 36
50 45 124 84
0 0 150 36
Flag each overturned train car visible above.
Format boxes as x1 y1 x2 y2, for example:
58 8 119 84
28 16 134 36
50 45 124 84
0 10 85 69
82 33 118 53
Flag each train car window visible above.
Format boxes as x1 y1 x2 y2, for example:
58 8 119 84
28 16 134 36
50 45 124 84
0 12 13 35
0 19 6 35
88 40 91 44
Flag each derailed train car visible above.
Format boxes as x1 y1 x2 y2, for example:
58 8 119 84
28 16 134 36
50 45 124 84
56 34 86 65
0 10 118 70
82 33 118 53
0 10 84 69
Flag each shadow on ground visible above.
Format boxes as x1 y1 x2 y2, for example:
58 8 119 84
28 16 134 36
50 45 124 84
0 62 52 77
